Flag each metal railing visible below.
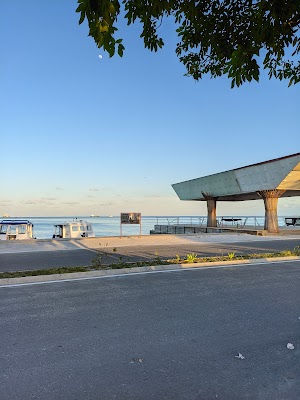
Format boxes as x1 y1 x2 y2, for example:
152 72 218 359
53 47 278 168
154 216 291 229
155 216 208 226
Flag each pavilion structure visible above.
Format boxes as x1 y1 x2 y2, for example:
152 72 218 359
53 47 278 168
172 153 300 233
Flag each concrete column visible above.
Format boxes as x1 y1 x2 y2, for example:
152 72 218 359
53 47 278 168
257 190 285 233
202 193 217 227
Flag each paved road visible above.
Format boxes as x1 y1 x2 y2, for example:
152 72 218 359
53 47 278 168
0 238 300 272
0 261 299 399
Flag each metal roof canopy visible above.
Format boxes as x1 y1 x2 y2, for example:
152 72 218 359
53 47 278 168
172 153 300 201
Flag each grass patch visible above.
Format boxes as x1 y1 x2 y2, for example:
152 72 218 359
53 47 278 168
0 266 89 279
1 247 300 280
168 248 300 264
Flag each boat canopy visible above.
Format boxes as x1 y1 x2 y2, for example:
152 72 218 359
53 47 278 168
0 219 34 240
0 219 33 225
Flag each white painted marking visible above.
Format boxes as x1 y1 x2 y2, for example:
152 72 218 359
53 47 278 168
0 258 299 289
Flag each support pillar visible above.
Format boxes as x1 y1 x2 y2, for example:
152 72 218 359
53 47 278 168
202 193 217 227
257 190 285 233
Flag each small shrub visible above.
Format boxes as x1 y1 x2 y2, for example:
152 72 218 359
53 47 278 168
185 253 198 263
227 252 235 260
155 250 161 263
91 252 103 269
293 246 300 255
175 254 181 263
280 250 292 257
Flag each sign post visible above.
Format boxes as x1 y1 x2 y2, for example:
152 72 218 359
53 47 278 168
120 213 142 237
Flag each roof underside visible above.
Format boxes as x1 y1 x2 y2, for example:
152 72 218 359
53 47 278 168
172 153 300 201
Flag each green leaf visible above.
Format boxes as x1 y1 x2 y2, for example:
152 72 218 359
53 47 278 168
79 11 85 25
109 45 115 58
76 3 84 13
118 43 124 57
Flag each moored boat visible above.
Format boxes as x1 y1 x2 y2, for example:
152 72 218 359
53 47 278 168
53 219 95 239
0 219 35 240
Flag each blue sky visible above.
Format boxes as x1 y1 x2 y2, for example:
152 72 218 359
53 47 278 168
1 1 299 217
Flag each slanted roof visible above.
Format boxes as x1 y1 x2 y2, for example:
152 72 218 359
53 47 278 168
172 153 300 201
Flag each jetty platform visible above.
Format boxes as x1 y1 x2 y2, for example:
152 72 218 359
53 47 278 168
150 224 300 236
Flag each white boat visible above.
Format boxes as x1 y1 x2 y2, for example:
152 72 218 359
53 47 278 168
0 219 35 240
53 219 95 239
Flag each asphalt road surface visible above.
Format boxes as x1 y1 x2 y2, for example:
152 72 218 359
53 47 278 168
0 261 299 399
0 238 300 272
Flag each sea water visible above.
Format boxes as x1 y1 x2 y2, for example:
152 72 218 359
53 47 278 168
17 216 159 239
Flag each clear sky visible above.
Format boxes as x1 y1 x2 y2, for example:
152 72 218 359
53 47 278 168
1 1 299 217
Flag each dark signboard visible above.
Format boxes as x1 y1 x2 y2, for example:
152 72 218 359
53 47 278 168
121 213 141 224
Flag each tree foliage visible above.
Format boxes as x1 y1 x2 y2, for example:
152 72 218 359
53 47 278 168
76 0 300 87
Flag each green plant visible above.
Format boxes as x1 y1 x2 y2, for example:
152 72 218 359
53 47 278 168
91 242 111 269
91 252 103 269
293 246 300 255
185 253 198 263
155 250 161 263
227 252 236 260
280 250 292 257
175 254 181 263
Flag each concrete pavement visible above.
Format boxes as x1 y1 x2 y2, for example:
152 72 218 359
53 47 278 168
1 232 300 254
